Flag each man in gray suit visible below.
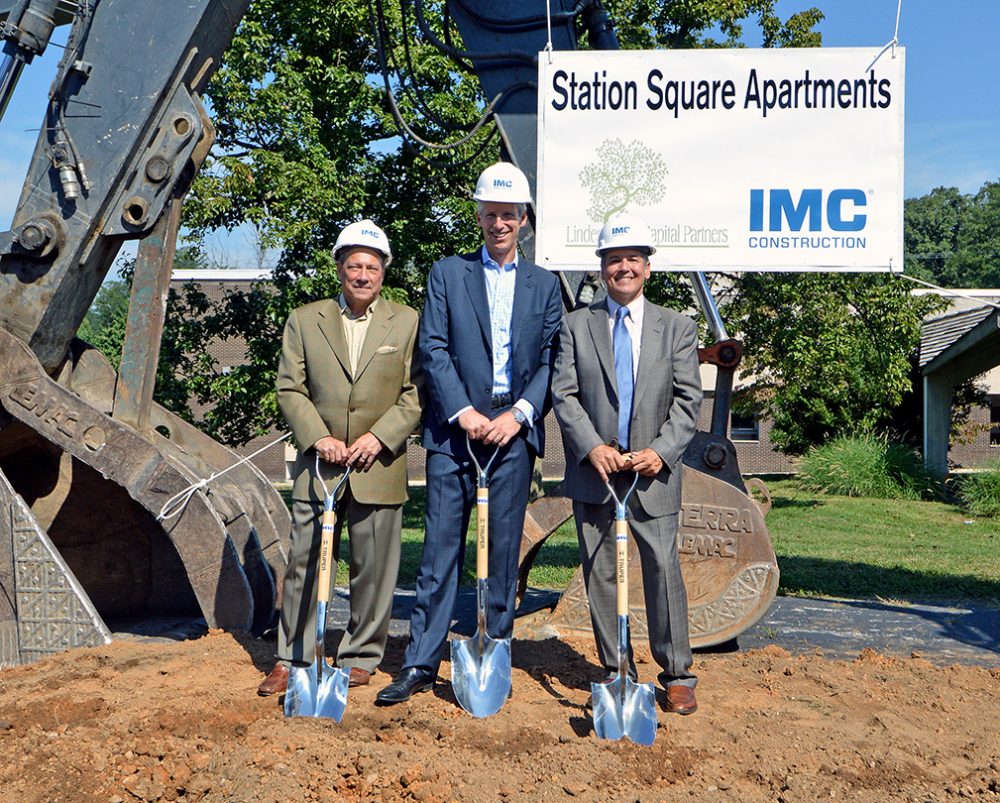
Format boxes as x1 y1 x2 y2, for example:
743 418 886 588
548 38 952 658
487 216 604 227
551 213 702 715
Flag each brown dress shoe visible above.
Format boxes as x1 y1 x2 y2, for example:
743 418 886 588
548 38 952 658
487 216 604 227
348 667 371 687
665 685 698 715
257 664 289 697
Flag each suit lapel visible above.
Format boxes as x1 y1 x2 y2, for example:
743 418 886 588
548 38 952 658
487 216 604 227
509 261 534 356
633 297 664 411
587 300 618 397
353 300 393 382
316 299 352 379
464 258 492 352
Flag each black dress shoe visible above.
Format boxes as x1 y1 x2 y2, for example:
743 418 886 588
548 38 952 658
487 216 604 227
375 667 435 705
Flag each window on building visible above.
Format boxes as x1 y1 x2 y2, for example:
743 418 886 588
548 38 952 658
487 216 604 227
990 396 1000 446
730 411 759 441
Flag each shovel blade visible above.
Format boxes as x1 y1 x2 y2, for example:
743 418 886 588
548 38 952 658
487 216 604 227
283 663 350 721
315 666 350 722
451 631 511 718
591 676 658 746
284 663 318 718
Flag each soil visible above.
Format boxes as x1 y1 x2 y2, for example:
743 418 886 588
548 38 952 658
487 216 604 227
0 629 998 803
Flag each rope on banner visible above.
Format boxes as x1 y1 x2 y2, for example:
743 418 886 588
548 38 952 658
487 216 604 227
158 431 293 522
867 0 904 71
543 0 553 63
895 272 1000 312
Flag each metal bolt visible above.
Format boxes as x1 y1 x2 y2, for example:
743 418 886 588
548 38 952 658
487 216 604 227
144 155 170 183
704 443 727 470
18 221 49 251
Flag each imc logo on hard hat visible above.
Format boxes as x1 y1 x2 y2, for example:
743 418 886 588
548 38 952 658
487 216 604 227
361 229 381 238
493 179 513 188
612 225 630 235
750 188 867 232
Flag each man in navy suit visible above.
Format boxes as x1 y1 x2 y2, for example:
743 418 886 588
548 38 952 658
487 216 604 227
377 162 563 705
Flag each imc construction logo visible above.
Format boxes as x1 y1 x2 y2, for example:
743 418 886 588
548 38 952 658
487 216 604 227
578 138 667 224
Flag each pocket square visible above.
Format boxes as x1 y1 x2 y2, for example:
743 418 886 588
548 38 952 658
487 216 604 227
376 345 399 354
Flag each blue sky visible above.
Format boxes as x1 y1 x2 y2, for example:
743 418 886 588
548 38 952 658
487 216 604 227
1 1 997 267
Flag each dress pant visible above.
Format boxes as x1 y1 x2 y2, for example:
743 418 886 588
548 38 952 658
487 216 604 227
573 497 696 688
402 435 533 676
277 489 402 673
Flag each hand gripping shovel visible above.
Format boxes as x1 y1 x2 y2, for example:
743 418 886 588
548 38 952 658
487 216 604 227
284 459 352 721
451 433 511 717
591 471 658 746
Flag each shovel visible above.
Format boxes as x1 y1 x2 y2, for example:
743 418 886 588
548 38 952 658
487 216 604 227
591 470 658 746
451 433 511 717
284 458 352 721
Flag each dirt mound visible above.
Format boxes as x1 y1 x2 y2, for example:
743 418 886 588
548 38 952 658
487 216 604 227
0 630 997 802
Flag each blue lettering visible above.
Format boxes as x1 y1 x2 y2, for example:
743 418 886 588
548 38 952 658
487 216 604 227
749 188 867 232
827 189 867 232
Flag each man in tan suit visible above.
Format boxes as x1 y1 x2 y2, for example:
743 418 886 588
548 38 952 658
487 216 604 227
257 219 423 696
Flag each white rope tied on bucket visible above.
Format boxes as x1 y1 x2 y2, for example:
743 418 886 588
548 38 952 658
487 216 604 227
157 431 292 522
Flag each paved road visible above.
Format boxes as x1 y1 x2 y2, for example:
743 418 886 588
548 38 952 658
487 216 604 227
116 589 1000 668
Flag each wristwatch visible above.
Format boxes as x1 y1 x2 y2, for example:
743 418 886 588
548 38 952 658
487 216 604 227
511 408 528 427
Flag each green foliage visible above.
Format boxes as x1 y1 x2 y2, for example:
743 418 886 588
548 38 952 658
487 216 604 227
729 273 944 454
955 461 1000 518
170 0 822 444
77 275 131 370
904 180 1000 287
798 433 941 501
602 1 822 49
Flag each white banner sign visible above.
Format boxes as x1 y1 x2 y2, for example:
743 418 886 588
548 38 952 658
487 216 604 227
535 47 905 272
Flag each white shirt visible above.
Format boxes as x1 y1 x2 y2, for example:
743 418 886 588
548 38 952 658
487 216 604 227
606 294 643 381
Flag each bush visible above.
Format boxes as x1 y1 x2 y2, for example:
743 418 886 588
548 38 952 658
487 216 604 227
798 433 941 500
956 461 1000 518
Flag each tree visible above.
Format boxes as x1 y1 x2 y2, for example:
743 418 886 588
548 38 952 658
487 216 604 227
729 273 943 454
166 0 823 445
904 180 1000 287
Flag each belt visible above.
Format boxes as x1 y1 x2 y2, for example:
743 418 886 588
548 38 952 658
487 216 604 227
490 392 512 410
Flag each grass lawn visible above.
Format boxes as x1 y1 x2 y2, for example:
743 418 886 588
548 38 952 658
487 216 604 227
280 479 1000 609
764 479 1000 608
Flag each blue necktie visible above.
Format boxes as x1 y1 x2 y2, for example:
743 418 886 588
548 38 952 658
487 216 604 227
613 305 634 450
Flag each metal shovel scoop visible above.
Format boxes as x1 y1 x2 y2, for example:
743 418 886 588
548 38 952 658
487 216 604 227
284 459 352 721
451 433 511 718
591 470 658 746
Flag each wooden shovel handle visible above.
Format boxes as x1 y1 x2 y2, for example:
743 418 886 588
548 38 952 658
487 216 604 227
476 487 489 580
616 518 629 617
317 509 337 604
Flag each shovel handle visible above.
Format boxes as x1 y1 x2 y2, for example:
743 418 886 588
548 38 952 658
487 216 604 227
615 518 629 617
316 509 336 604
476 487 489 579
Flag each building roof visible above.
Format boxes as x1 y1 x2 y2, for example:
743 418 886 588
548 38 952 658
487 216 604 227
919 306 995 368
171 269 273 282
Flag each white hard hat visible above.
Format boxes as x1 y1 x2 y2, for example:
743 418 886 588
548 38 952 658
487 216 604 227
595 213 656 256
333 219 392 266
473 161 532 204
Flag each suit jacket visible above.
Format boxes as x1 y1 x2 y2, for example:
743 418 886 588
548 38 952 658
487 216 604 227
419 251 563 457
277 297 423 505
551 296 702 517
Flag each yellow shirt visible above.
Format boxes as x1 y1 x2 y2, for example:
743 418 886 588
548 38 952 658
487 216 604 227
338 294 377 375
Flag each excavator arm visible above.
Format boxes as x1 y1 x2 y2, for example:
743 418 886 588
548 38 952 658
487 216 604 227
0 0 289 667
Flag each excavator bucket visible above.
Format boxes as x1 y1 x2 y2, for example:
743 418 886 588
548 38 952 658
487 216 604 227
515 459 779 650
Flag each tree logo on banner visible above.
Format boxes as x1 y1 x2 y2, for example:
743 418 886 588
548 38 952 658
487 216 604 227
578 138 668 224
